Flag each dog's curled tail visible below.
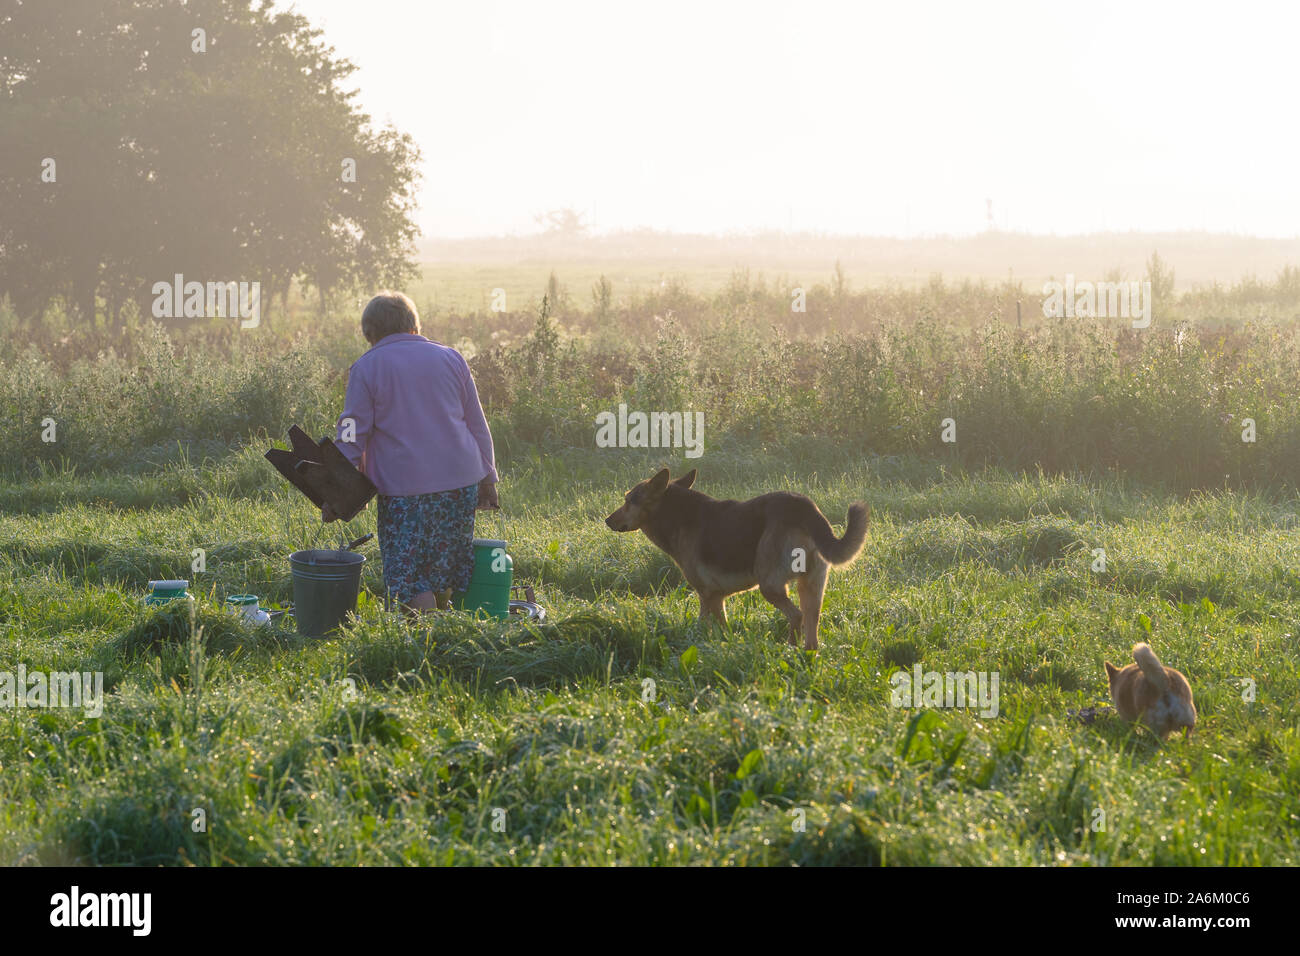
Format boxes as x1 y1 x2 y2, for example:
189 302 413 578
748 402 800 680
809 502 870 566
1132 642 1170 691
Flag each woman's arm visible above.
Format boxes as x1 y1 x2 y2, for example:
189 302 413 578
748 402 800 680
458 353 499 507
323 363 374 522
459 354 498 483
337 363 375 472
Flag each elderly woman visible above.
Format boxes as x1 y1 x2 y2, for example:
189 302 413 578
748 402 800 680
325 292 498 613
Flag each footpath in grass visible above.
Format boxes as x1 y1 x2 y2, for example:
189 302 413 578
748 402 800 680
0 445 1297 864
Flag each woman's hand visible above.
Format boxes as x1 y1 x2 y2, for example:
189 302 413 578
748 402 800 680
476 478 499 511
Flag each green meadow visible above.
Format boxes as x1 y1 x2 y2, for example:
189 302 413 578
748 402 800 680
2 442 1298 865
3 267 1300 866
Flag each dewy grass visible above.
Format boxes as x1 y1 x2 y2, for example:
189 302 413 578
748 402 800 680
9 288 1300 491
0 445 1297 865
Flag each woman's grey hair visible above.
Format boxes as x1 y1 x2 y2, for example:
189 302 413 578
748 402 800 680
361 292 420 344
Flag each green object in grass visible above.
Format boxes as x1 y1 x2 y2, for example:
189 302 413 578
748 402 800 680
453 538 512 619
144 580 191 606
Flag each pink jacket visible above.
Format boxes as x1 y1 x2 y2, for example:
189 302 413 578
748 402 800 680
335 333 498 496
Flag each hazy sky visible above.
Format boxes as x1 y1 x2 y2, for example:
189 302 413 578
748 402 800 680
291 0 1300 238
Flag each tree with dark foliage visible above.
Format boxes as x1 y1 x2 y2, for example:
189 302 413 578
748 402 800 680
0 0 421 327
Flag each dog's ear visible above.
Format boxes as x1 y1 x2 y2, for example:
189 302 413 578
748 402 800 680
1104 661 1119 680
648 468 671 493
673 469 697 489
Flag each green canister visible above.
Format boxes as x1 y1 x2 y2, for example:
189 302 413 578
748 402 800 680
144 580 192 606
453 538 512 619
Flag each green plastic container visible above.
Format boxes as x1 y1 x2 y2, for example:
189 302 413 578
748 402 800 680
145 580 192 606
453 538 512 619
289 549 366 637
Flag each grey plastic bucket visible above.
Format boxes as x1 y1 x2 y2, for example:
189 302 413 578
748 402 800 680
289 549 367 637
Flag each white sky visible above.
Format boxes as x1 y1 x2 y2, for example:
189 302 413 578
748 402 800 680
289 0 1300 238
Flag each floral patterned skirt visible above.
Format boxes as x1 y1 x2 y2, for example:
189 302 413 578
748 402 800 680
376 484 478 603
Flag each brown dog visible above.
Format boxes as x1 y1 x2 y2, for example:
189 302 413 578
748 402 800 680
604 468 869 649
1104 642 1197 740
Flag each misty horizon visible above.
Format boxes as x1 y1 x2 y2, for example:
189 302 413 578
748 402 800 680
295 0 1300 240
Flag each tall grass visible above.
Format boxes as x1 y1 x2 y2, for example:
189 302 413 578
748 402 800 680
5 283 1300 489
